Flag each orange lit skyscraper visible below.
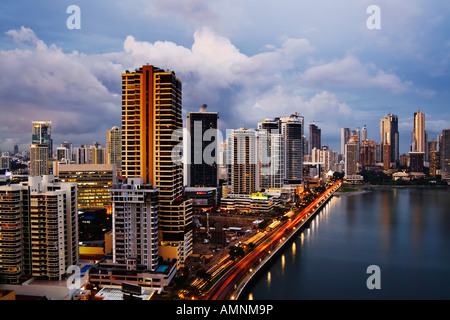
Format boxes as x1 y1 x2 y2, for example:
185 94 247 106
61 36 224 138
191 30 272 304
121 65 192 268
412 110 426 153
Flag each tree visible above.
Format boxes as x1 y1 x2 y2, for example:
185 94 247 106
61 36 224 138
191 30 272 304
229 246 245 260
196 269 211 281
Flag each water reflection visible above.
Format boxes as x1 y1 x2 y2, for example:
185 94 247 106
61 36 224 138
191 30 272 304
244 187 450 300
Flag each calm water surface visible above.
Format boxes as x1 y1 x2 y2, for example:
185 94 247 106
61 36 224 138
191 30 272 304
244 187 450 300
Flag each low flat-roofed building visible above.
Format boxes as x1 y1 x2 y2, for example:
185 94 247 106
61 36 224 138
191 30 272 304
88 262 176 293
95 286 154 300
185 187 220 213
220 192 280 213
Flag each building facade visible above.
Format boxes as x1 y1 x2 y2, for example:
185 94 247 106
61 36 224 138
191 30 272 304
0 175 77 284
228 128 259 195
111 178 159 272
106 126 122 172
380 114 399 168
31 121 53 159
185 104 219 187
121 65 192 268
280 114 304 184
344 136 359 178
412 110 426 153
309 123 321 154
441 129 450 180
57 163 117 213
29 144 49 176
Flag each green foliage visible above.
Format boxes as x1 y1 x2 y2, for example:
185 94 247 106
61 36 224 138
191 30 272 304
229 246 245 259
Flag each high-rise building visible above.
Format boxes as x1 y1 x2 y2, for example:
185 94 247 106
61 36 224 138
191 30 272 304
56 146 70 161
441 129 450 180
280 113 304 184
29 144 49 176
412 110 426 153
185 104 219 187
0 156 11 170
341 128 351 156
311 146 339 174
429 151 440 176
258 130 284 189
309 123 321 154
111 177 159 272
344 136 359 178
88 143 105 164
0 175 78 284
375 142 382 163
121 65 192 268
360 139 376 168
31 121 53 159
257 114 304 184
106 126 122 172
380 114 399 168
228 128 259 195
258 118 281 134
361 125 368 142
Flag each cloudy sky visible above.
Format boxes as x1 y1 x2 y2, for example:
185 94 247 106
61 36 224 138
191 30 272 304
0 0 449 155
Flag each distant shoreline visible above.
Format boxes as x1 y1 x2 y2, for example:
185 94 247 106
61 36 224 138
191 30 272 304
334 189 370 196
335 183 449 196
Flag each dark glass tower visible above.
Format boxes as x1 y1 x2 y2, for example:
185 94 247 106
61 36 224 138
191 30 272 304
186 104 219 187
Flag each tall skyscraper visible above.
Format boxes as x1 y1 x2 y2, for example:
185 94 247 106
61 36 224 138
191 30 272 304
29 144 49 176
106 126 122 172
121 65 192 268
280 113 304 184
228 128 259 195
88 143 105 164
30 121 52 176
410 110 426 169
441 129 450 180
0 175 78 284
185 104 219 187
361 125 368 142
341 128 351 156
258 129 284 189
31 121 53 159
309 123 321 154
311 146 339 174
257 114 304 184
380 114 399 168
412 110 426 153
344 136 359 178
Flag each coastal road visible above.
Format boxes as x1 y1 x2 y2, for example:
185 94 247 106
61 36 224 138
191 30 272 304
205 182 341 300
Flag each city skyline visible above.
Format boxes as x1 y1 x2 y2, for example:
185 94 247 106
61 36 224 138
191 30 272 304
0 1 450 155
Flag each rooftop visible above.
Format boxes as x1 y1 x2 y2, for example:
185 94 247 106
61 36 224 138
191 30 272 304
95 286 154 300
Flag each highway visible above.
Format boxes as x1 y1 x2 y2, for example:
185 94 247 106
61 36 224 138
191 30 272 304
204 182 342 300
